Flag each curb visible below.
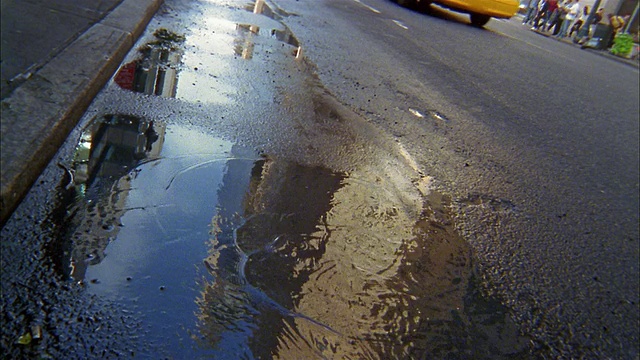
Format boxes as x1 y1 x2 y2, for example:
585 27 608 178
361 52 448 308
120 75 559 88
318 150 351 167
0 0 164 227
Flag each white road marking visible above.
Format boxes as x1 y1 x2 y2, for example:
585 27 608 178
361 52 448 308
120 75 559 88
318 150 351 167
392 19 409 30
431 111 446 121
409 108 424 118
353 0 381 14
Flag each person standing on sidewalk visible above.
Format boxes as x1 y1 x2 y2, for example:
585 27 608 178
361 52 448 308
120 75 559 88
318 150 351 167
606 14 630 48
577 7 604 44
523 0 540 25
557 0 580 38
532 0 553 30
608 14 629 36
569 5 589 37
545 0 564 33
588 8 605 37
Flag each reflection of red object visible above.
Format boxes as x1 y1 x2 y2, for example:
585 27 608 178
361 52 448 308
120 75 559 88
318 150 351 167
114 62 137 90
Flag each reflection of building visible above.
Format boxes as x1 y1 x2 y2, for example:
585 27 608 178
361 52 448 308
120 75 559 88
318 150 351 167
233 23 302 60
114 29 183 97
134 46 180 97
46 114 165 282
194 153 524 357
234 24 259 60
74 114 163 185
197 157 346 358
270 28 299 48
233 0 302 60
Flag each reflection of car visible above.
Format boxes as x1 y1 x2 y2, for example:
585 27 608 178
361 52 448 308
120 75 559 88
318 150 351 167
394 0 520 27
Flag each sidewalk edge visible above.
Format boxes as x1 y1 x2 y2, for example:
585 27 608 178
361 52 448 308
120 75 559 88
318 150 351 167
0 0 164 227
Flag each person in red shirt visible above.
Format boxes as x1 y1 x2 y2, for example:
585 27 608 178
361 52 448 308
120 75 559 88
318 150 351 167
546 0 560 28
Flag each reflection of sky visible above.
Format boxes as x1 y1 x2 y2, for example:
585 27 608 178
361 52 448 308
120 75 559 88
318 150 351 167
177 18 237 104
85 125 240 357
174 10 290 104
175 66 236 104
189 18 237 57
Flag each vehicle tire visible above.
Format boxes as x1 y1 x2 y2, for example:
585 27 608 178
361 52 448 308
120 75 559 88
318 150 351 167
397 0 417 8
415 0 432 12
470 13 491 27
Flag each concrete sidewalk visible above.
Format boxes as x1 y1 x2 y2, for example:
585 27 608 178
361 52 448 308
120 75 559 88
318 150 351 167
533 28 640 67
0 0 163 226
518 17 640 68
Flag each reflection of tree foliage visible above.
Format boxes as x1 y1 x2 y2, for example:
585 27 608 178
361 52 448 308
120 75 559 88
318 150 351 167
154 28 186 42
138 28 185 56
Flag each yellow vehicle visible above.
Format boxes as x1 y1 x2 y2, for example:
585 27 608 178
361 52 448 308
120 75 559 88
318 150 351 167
395 0 520 27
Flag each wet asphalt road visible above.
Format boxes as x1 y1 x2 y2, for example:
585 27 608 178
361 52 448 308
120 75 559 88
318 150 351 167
276 0 639 357
1 0 638 358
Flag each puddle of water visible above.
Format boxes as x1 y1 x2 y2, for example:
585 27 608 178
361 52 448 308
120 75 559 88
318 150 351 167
234 23 300 60
83 135 242 357
112 5 301 103
113 24 237 104
38 0 528 354
46 113 251 356
45 114 165 281
235 23 300 48
243 0 295 19
234 0 301 60
45 112 528 357
114 29 184 98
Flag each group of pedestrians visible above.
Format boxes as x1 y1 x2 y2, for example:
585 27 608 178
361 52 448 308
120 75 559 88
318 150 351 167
522 0 605 39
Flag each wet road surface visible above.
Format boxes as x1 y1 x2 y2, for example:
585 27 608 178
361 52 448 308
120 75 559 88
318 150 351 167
2 0 526 358
1 0 638 359
271 0 639 358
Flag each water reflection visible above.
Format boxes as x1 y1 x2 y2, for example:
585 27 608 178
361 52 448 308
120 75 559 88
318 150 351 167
248 0 299 48
234 0 302 60
114 28 184 97
36 0 530 355
193 156 525 358
234 23 301 60
46 114 164 282
45 128 527 357
53 123 241 356
234 24 258 60
198 159 347 358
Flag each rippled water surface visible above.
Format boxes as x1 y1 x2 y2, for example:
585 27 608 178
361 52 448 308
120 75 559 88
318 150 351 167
45 114 528 359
